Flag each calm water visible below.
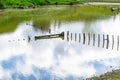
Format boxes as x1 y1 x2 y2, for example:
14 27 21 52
0 12 120 79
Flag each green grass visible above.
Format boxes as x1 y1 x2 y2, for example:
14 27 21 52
0 5 119 33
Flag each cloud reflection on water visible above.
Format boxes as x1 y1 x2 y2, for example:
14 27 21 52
0 14 120 80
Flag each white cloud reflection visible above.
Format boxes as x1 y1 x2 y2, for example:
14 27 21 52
0 14 120 79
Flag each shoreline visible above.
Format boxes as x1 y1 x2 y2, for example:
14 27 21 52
85 2 120 5
0 2 120 10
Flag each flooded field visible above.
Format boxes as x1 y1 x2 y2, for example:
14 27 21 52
0 5 120 80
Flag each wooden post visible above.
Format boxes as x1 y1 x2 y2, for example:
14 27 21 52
88 33 90 45
28 36 30 42
75 33 77 42
70 33 72 41
106 34 109 49
103 34 105 48
98 34 100 47
49 29 51 34
117 35 119 51
67 31 69 41
93 34 95 46
83 33 85 44
35 32 64 40
112 35 114 50
79 33 81 43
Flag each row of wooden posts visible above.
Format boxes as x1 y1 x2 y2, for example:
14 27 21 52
67 31 119 51
7 31 120 51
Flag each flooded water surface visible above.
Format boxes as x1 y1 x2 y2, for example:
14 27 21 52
0 6 120 80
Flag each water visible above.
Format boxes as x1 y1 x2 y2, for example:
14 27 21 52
0 11 120 79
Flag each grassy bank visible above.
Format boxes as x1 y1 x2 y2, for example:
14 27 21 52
1 0 120 9
87 69 120 80
0 5 119 33
81 0 120 3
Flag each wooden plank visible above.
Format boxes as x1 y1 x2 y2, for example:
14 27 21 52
35 32 64 40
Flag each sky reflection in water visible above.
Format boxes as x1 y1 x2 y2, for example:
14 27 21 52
0 14 120 80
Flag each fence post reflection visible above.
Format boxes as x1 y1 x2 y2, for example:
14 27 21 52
79 33 81 43
88 33 90 45
83 33 85 44
71 33 72 41
67 31 69 41
93 34 95 46
117 35 119 51
112 35 114 50
64 32 119 51
103 34 105 48
98 34 100 47
75 33 77 42
106 34 109 49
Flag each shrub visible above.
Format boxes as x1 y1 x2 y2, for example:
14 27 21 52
0 2 4 9
54 2 58 5
68 2 73 5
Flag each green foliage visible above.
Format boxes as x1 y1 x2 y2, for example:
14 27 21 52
0 2 4 9
29 0 45 5
0 0 81 8
0 0 119 8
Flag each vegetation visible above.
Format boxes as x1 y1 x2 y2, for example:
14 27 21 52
87 69 120 80
81 0 120 3
0 5 119 33
0 0 120 79
0 0 81 8
0 0 120 8
0 2 4 9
